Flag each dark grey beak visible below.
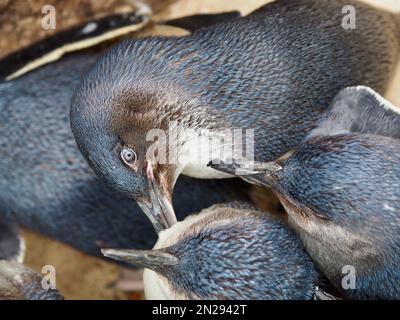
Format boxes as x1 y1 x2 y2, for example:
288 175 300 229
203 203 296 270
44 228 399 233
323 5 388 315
208 159 282 187
102 248 179 272
137 161 177 234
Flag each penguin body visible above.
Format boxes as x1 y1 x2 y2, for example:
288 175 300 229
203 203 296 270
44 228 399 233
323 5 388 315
71 0 400 230
0 51 249 261
103 202 317 300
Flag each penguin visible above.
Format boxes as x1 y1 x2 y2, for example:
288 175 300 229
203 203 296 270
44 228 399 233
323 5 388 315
209 88 400 299
0 49 249 262
70 0 400 231
0 222 63 300
102 202 318 300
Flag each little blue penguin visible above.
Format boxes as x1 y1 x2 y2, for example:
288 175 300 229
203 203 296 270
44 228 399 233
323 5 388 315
0 51 249 263
0 222 63 300
210 88 400 299
71 0 400 231
103 202 317 300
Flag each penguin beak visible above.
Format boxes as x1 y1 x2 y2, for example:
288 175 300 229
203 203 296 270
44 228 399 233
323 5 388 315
137 161 177 234
102 248 179 272
208 159 282 187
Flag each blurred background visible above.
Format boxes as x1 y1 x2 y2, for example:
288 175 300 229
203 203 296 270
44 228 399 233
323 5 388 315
0 0 399 299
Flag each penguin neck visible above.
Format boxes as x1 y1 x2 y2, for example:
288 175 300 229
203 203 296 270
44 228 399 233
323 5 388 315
170 120 254 179
179 128 250 179
277 194 381 292
143 269 172 299
142 216 200 300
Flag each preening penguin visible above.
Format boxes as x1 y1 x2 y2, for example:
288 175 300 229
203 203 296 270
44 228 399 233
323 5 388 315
210 90 400 299
103 202 317 300
71 0 400 231
0 50 249 263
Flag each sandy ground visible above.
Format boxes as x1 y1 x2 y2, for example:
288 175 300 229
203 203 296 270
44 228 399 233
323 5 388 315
1 0 400 299
23 230 133 300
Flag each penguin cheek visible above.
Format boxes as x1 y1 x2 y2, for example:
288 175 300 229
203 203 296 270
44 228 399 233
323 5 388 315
126 161 140 172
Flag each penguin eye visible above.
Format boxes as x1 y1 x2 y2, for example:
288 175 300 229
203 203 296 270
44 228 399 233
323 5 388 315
120 147 137 165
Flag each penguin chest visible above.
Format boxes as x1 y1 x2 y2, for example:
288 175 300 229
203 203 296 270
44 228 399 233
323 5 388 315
143 269 190 300
178 129 238 179
143 269 170 300
285 205 380 293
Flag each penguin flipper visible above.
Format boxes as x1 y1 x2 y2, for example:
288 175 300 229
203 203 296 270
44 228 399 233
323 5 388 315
0 221 25 263
307 86 400 140
163 11 241 33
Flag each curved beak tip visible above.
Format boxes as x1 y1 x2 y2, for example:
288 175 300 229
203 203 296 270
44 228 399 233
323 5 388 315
102 248 123 260
142 161 178 233
137 190 177 234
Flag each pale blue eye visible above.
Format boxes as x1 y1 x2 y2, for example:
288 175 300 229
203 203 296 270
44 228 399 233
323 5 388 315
121 147 137 164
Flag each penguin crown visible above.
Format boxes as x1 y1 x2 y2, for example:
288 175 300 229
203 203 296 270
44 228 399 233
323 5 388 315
103 203 316 299
212 134 400 239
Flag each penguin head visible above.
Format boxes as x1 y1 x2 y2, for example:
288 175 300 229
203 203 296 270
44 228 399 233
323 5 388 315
259 134 400 229
211 134 400 224
103 203 316 300
70 39 199 233
209 134 400 251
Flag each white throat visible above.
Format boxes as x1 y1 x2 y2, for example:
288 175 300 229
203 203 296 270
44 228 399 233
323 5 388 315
178 129 252 179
